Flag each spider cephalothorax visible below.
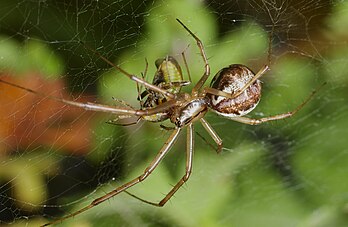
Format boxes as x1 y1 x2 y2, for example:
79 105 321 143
170 94 210 128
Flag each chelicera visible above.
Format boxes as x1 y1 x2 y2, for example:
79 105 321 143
0 19 323 226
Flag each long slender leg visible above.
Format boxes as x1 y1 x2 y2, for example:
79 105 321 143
106 99 142 126
230 82 326 125
181 50 192 83
82 43 175 99
232 114 290 125
176 19 210 94
160 124 176 131
106 117 141 126
194 130 217 152
157 123 194 206
237 15 274 96
200 118 223 154
202 17 273 100
230 64 269 98
42 128 182 226
111 96 135 109
137 58 149 107
0 78 177 117
160 124 217 152
229 18 274 98
119 124 194 207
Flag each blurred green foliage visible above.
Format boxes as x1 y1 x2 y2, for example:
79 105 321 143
0 37 63 77
1 0 348 227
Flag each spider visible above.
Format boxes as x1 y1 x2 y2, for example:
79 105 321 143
0 19 323 226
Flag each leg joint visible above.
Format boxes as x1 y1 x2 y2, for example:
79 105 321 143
183 170 192 182
139 171 150 181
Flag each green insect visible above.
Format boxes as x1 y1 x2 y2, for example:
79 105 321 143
107 55 190 125
139 56 190 122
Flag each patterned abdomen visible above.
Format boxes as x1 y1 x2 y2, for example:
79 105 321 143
209 64 261 117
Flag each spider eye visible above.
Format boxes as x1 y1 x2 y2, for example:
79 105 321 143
175 118 182 127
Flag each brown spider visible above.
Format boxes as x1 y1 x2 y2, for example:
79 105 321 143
0 19 323 226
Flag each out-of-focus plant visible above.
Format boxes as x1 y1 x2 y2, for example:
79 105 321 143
0 38 97 219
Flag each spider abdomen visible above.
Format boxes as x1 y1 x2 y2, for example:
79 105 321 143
209 64 261 117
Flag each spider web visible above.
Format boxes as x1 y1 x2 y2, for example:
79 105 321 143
0 0 347 226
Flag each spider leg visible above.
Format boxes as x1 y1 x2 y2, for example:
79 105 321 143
230 82 326 125
106 117 141 126
113 124 195 207
122 190 159 205
176 19 210 94
160 124 176 131
181 49 192 83
230 64 269 98
160 123 218 152
82 43 175 99
226 20 272 99
157 123 194 206
231 115 289 125
41 128 182 226
137 58 149 107
202 18 273 100
202 87 236 99
200 118 223 154
111 96 134 109
0 78 177 117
